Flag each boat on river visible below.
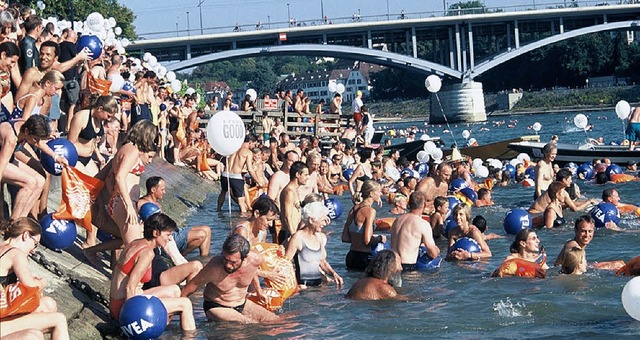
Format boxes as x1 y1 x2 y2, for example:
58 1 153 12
443 135 541 161
508 141 640 166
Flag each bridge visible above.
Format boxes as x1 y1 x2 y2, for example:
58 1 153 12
126 3 640 82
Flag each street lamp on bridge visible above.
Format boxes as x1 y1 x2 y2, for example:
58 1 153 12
287 3 291 26
186 11 190 36
198 0 204 34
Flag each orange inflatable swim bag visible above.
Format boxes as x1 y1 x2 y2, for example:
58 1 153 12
247 243 298 311
375 217 395 231
492 258 546 278
0 282 41 318
54 164 104 232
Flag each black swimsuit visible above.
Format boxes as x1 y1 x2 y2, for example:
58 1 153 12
203 299 246 314
0 248 18 286
78 114 104 141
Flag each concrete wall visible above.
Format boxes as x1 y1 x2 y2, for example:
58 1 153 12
429 81 487 124
497 92 523 110
24 159 216 339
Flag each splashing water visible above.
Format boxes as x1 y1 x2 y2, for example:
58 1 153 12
493 298 530 318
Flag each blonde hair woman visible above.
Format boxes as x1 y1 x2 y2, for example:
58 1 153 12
11 70 64 121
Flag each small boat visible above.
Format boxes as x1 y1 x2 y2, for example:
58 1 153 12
443 135 541 161
508 141 640 166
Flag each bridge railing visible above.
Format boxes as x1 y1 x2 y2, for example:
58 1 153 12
136 1 627 40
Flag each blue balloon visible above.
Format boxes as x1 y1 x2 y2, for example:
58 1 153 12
76 35 104 59
97 229 113 242
565 162 578 177
324 198 343 220
525 167 536 180
450 237 481 253
414 162 429 177
444 196 460 220
159 103 167 111
371 240 391 258
401 168 416 179
121 81 136 99
139 203 161 222
503 209 532 235
343 169 354 181
578 163 595 180
39 213 77 250
449 178 468 192
416 246 442 270
460 187 477 203
444 217 457 238
174 100 182 107
119 295 168 340
503 164 516 179
41 139 78 176
590 202 620 229
605 164 623 181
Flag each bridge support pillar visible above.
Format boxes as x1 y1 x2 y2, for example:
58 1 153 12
429 81 486 124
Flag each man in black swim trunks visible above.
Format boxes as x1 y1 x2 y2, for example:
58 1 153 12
181 234 280 323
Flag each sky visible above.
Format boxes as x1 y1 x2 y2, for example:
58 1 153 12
116 0 581 39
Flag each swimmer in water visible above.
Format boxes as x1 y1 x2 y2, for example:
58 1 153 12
346 250 402 300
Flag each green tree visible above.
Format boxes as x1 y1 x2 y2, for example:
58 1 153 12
17 0 137 39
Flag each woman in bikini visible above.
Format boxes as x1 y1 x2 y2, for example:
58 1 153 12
0 218 69 340
109 213 195 333
542 181 566 229
68 95 116 177
342 180 386 270
10 70 64 121
348 148 374 202
83 120 158 266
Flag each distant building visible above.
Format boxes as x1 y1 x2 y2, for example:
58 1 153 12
587 76 630 88
277 62 383 106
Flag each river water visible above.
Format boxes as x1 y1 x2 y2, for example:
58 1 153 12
162 110 640 339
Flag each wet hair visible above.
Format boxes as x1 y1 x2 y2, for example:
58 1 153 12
403 176 416 187
393 193 407 204
594 172 608 184
143 213 177 240
0 41 19 58
39 69 64 87
360 180 381 199
359 148 373 161
40 40 59 57
510 228 536 254
126 120 159 153
289 161 308 180
145 176 164 193
433 196 448 210
602 188 617 201
546 181 564 201
143 70 156 79
20 114 50 138
560 247 585 274
477 188 490 200
542 142 557 157
472 215 487 233
365 250 398 279
251 195 279 216
1 217 41 240
452 204 471 222
91 95 119 115
24 15 42 33
301 201 329 224
556 168 572 182
222 234 250 260
574 214 594 231
244 133 257 143
408 191 427 211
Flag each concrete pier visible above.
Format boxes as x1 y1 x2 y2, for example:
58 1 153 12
429 81 487 124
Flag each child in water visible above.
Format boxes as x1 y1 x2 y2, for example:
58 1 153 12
430 196 449 238
472 215 503 241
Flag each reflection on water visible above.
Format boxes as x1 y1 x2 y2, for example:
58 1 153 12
163 111 640 338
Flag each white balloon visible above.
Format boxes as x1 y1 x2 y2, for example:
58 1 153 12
490 159 502 169
622 277 640 321
425 74 442 93
416 150 430 163
336 83 345 94
206 111 246 157
386 167 400 182
517 153 531 162
108 17 117 28
37 1 46 10
116 47 125 55
170 79 182 92
157 66 167 78
476 165 489 178
120 38 131 48
431 148 443 161
85 12 105 32
114 27 122 36
462 129 470 139
616 100 631 120
509 158 522 167
574 114 588 130
143 52 152 62
328 81 337 92
128 73 135 82
532 122 542 132
246 89 257 101
147 56 158 67
185 87 196 95
109 74 125 93
420 134 430 141
472 158 483 169
424 141 437 153
166 71 176 82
